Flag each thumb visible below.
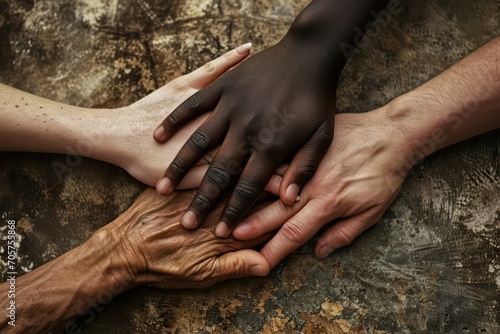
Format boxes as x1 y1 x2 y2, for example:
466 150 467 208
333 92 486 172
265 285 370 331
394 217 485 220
214 249 270 280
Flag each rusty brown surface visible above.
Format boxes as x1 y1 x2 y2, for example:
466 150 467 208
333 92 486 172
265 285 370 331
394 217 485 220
0 0 499 333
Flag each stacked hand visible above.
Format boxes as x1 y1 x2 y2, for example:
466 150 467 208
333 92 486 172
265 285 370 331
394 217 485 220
233 109 409 267
102 188 273 289
154 40 336 238
102 45 284 196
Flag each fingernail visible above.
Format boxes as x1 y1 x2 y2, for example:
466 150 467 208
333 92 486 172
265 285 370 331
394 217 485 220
153 126 166 142
296 195 301 202
285 184 300 204
156 177 172 195
215 222 229 238
250 264 266 276
317 245 335 259
181 211 197 229
233 221 250 235
235 42 252 55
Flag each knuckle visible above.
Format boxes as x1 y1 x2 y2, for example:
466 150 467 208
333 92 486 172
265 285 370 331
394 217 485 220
167 114 177 125
186 94 201 111
280 220 307 246
228 257 246 278
192 193 211 210
169 160 186 176
335 229 354 247
224 50 236 61
233 182 258 201
206 166 231 187
277 199 295 216
188 130 210 151
203 61 216 72
261 243 279 264
315 198 334 213
224 206 242 221
192 265 215 285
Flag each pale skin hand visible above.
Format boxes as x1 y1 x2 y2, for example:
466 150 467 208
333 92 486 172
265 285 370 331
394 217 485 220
0 44 283 191
234 36 500 267
0 188 271 333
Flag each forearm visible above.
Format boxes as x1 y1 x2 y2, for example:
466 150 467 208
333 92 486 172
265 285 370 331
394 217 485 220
0 84 116 160
0 226 134 333
282 0 391 79
387 36 500 169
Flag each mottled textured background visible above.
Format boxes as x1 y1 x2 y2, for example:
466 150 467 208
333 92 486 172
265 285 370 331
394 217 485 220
0 0 499 333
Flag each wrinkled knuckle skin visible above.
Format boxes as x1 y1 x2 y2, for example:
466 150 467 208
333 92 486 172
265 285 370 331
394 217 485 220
232 257 247 278
169 160 186 176
207 166 231 187
203 61 216 72
336 229 354 248
167 114 177 125
192 193 211 210
234 182 258 201
280 221 306 246
224 206 242 222
188 131 210 151
186 94 201 111
277 200 294 216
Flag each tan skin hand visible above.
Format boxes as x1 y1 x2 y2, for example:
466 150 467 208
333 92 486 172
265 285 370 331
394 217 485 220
101 188 272 289
233 109 410 267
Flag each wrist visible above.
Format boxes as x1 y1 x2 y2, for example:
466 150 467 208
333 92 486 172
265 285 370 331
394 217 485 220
383 94 450 174
0 228 136 333
281 3 344 79
72 107 125 166
282 0 391 77
84 224 140 292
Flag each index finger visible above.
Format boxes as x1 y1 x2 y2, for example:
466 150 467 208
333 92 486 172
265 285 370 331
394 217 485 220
186 43 253 90
232 198 302 240
260 200 330 268
153 43 252 143
214 154 282 238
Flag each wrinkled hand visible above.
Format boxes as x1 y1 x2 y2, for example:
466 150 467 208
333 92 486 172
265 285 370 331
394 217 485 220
104 188 273 289
233 109 411 267
154 41 336 238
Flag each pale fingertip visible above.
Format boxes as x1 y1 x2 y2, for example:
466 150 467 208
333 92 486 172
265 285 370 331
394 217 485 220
233 221 250 236
156 177 172 195
181 210 197 229
284 183 300 205
295 195 301 202
215 222 229 238
235 42 252 55
153 125 166 142
316 244 335 259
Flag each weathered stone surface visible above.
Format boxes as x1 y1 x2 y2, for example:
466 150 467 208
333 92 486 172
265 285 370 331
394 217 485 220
0 0 498 333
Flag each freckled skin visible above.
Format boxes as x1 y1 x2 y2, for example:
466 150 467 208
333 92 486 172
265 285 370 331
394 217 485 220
0 47 266 190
